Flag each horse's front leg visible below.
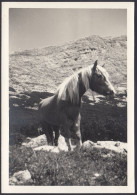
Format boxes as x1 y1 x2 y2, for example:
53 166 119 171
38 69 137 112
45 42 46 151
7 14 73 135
73 114 82 149
62 123 73 151
65 137 72 151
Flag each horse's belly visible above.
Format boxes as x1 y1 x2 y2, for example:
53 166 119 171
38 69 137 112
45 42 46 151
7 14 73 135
39 96 61 126
40 106 60 126
58 102 80 124
39 97 80 126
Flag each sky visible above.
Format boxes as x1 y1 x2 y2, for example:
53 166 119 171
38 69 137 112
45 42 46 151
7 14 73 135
9 9 127 53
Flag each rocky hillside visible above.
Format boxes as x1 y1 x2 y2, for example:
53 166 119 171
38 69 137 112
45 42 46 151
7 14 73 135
10 35 127 94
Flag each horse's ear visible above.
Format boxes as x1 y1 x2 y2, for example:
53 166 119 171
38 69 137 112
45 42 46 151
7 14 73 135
93 60 98 71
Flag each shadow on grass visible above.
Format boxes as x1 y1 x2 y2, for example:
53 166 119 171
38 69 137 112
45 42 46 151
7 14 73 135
81 94 127 142
9 87 127 145
9 89 53 144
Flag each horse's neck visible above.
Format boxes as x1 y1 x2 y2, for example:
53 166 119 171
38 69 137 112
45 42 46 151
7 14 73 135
79 85 86 98
78 74 88 99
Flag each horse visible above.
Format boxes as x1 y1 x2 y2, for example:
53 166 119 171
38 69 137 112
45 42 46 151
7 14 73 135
39 60 115 151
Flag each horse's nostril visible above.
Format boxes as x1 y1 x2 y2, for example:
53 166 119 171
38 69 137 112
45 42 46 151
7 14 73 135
112 89 116 95
111 90 114 95
107 90 114 96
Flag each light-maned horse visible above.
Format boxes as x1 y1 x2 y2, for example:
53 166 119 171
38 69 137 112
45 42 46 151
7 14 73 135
39 60 115 151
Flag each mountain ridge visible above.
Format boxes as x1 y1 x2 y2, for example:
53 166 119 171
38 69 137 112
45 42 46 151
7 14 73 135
9 35 127 94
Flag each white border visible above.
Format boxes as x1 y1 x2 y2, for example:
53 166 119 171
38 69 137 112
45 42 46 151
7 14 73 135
2 2 135 193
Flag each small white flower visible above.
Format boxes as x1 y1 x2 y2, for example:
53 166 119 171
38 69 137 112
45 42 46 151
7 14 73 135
94 173 100 177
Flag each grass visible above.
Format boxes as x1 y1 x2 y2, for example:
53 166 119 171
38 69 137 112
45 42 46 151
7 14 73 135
9 145 127 186
9 92 127 143
9 91 127 186
9 92 127 186
81 93 127 142
81 116 127 142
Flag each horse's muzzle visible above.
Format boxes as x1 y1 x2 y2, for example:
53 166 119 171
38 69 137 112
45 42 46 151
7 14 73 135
106 89 116 98
109 90 114 95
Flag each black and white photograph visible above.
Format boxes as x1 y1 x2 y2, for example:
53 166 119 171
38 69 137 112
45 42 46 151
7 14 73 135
1 2 135 193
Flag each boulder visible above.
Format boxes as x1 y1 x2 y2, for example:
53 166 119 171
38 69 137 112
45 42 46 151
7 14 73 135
9 170 31 185
81 140 95 150
33 145 60 153
33 135 69 152
22 134 47 148
22 134 69 151
95 141 127 154
58 135 68 151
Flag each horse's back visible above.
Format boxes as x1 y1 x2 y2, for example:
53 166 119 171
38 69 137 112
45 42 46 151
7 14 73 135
39 95 61 125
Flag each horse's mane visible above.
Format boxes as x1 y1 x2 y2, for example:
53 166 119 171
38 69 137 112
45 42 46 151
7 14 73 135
56 64 109 104
97 65 109 78
56 66 92 104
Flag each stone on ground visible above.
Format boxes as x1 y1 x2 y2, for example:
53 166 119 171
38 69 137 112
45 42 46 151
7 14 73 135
22 134 47 148
81 140 95 150
9 170 31 185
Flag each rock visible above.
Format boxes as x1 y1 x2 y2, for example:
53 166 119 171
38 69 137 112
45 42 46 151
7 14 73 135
26 137 32 141
9 176 18 185
117 102 126 107
22 134 70 151
33 145 60 153
97 141 101 146
22 135 47 148
115 142 120 147
94 141 127 154
10 36 127 94
81 140 95 150
33 135 76 152
101 153 115 158
22 135 127 155
58 135 68 151
22 134 69 152
117 87 126 94
9 170 31 185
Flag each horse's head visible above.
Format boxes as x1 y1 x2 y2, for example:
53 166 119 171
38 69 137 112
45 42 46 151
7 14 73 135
90 60 115 96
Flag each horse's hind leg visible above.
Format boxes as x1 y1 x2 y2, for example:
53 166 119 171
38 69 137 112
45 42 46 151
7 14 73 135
54 126 60 146
63 126 72 151
73 114 82 149
42 122 54 145
46 127 54 145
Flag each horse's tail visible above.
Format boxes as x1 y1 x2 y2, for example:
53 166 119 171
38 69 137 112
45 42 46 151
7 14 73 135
37 98 44 134
37 98 44 124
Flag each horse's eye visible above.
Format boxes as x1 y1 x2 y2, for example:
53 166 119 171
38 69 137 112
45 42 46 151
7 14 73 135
98 75 102 78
